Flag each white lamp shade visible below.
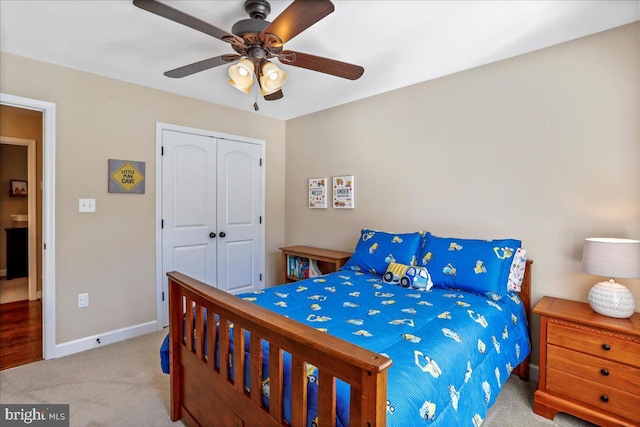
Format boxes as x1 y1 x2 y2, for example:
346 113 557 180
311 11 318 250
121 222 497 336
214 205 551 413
228 59 255 94
582 238 640 279
260 61 287 95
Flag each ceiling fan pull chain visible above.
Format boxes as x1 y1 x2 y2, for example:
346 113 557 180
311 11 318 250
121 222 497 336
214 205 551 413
253 85 260 111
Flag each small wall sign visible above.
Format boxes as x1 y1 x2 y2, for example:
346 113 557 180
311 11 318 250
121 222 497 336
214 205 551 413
108 159 145 194
308 178 327 208
333 175 354 209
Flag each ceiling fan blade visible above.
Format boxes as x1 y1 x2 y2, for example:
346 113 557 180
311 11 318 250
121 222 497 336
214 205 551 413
279 51 364 80
260 0 334 45
164 55 240 78
264 90 283 101
133 0 245 46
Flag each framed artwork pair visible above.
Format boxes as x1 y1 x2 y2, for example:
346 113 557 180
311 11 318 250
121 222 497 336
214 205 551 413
309 175 354 209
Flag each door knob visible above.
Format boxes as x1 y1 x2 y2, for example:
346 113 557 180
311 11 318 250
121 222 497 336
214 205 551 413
219 232 226 238
209 232 216 238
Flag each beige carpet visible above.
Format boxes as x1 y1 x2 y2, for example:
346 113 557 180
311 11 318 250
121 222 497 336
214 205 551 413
0 330 595 426
0 276 29 304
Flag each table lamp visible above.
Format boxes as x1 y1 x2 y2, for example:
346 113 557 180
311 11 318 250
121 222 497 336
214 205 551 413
582 237 640 318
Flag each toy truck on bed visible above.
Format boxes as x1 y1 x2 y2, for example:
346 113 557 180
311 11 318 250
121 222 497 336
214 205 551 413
383 262 432 290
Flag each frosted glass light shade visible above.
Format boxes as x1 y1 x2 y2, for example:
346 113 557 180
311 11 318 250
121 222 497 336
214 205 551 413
260 61 287 95
582 237 640 319
228 59 255 94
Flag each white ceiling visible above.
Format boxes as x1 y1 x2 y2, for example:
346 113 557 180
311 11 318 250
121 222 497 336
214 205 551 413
1 1 638 120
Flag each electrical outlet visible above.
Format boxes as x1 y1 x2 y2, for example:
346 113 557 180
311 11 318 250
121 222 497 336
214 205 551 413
79 198 96 213
78 293 89 308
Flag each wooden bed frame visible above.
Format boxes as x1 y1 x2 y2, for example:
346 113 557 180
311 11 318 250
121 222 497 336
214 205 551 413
167 259 532 427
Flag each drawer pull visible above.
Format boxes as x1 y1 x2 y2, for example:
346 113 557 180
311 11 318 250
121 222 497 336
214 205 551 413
601 344 611 351
600 395 609 403
600 369 609 376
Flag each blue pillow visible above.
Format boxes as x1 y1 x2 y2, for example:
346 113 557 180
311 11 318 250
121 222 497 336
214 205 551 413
419 235 521 298
341 229 422 276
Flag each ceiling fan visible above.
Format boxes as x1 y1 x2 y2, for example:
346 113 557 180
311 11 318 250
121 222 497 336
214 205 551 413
133 0 364 103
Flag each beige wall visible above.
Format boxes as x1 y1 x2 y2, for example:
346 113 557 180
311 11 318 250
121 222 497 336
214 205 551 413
286 23 640 364
0 52 286 344
0 105 43 290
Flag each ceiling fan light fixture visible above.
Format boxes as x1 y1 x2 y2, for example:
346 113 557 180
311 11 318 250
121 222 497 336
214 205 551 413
142 0 364 102
228 59 255 93
259 61 287 95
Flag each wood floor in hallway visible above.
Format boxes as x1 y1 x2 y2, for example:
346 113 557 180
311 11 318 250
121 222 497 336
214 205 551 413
0 299 42 370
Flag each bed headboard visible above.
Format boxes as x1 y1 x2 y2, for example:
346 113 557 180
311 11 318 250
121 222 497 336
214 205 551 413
511 259 533 381
520 259 533 323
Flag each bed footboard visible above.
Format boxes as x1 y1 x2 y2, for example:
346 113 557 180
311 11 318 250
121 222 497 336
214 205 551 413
167 272 392 427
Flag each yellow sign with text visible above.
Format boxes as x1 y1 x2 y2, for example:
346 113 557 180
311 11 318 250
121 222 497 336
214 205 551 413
111 162 144 192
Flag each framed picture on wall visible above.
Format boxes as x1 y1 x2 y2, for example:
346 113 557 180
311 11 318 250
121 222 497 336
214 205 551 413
308 178 327 208
10 180 27 197
333 176 355 209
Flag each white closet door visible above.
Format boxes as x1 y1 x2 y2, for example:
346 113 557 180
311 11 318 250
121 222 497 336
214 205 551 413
216 139 262 294
162 130 217 296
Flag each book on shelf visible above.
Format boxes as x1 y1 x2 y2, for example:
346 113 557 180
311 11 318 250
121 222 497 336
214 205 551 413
287 255 311 279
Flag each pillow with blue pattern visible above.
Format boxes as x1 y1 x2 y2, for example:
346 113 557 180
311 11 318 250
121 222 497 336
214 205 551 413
341 229 422 276
419 234 521 298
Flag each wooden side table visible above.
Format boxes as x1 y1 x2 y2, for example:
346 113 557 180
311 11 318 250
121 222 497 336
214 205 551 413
279 246 352 284
533 296 640 426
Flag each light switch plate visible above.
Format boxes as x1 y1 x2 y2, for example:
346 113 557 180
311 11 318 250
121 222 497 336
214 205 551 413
78 293 89 308
79 198 96 212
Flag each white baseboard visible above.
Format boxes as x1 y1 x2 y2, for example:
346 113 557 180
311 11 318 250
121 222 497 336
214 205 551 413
0 269 6 277
36 291 42 299
54 320 158 358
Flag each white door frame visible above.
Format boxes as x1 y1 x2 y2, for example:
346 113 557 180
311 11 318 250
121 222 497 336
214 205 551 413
155 122 266 329
0 136 37 300
1 93 56 359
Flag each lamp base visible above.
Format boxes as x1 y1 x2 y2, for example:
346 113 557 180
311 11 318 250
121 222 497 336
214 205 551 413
588 279 636 319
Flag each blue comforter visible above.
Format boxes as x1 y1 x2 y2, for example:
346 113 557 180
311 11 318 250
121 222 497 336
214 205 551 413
161 270 530 426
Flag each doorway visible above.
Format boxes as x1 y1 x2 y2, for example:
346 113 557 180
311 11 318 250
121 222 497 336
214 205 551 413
0 93 56 361
0 110 42 369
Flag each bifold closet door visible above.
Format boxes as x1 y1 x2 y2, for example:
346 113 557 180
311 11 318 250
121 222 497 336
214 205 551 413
162 130 218 290
161 130 263 326
215 139 262 295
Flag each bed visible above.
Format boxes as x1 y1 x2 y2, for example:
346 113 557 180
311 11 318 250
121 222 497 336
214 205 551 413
162 230 532 427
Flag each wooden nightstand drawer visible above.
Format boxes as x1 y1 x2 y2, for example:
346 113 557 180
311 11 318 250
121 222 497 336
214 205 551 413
547 345 640 395
547 321 640 368
547 368 640 423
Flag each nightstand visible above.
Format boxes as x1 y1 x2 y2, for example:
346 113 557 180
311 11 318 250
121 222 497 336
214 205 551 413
280 246 352 284
533 297 640 426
